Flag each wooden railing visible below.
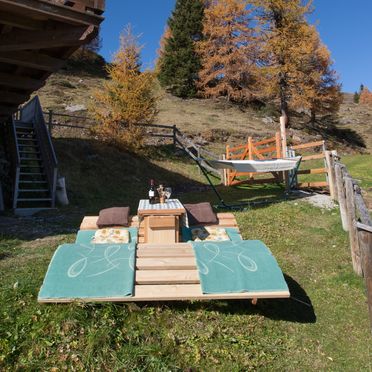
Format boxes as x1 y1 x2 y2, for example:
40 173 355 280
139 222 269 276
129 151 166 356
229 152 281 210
22 97 58 207
225 132 283 186
7 119 20 209
290 140 328 189
327 152 372 331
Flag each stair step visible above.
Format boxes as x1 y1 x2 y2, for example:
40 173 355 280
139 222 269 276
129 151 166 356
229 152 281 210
18 189 49 193
20 157 41 161
16 127 34 134
20 165 44 168
19 150 40 154
14 122 33 129
19 172 46 176
17 138 38 142
19 180 48 184
17 198 52 202
18 144 39 148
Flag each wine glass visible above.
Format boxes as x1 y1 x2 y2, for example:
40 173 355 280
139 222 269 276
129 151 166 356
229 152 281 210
164 187 172 201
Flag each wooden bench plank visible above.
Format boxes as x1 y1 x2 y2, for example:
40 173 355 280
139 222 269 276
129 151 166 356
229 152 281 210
132 285 290 301
135 270 200 285
136 257 196 270
137 249 194 258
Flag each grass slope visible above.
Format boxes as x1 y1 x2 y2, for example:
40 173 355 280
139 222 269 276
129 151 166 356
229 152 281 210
1 141 371 370
35 61 372 154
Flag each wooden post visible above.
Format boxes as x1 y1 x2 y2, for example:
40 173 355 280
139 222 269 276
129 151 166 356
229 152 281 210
357 226 372 333
325 151 336 200
221 154 227 186
248 136 253 179
226 145 230 186
345 176 362 276
334 163 349 231
280 116 287 158
275 131 281 158
280 116 289 189
48 109 53 136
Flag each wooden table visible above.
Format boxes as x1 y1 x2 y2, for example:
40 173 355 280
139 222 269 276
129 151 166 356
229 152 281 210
137 199 186 244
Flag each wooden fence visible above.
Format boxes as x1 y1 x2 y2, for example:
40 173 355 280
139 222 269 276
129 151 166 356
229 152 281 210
290 140 328 189
327 151 372 331
224 133 329 189
225 132 282 186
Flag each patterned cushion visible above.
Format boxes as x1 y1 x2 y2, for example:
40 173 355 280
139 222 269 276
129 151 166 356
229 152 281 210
191 226 230 242
92 229 130 244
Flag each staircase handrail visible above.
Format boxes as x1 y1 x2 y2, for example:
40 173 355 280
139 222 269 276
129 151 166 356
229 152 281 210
19 96 58 207
9 118 21 208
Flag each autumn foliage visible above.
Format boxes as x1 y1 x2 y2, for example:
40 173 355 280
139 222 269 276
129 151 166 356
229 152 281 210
159 0 341 124
197 0 259 102
90 26 157 151
359 87 372 105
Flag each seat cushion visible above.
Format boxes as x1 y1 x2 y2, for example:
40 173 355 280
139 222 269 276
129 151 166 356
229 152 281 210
184 202 218 226
96 207 130 228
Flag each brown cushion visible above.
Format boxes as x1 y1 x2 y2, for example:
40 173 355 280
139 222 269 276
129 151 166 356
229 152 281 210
96 207 130 228
184 202 218 226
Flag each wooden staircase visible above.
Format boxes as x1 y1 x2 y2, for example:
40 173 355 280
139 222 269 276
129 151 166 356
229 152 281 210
10 97 58 216
14 121 53 213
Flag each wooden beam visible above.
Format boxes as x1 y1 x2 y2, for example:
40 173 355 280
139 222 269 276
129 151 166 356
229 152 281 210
0 72 43 90
291 140 325 151
0 11 44 30
0 51 65 72
0 25 96 52
297 181 329 188
297 167 327 175
0 90 29 104
301 154 325 161
0 0 104 27
38 285 291 303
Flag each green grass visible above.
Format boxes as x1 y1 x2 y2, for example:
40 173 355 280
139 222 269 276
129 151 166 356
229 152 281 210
1 143 371 370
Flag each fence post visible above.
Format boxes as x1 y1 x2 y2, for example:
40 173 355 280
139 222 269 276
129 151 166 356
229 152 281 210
334 163 349 231
48 109 53 136
275 131 281 158
226 145 230 186
345 176 362 276
325 151 336 200
248 136 253 179
280 116 289 188
357 227 372 333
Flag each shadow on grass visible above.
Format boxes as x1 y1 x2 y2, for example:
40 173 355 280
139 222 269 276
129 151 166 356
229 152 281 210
0 139 204 241
132 274 315 324
307 115 366 149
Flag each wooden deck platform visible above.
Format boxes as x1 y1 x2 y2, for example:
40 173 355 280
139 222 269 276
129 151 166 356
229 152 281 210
39 242 290 303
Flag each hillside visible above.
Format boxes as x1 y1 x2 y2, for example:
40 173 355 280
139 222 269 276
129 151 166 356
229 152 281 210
35 60 372 154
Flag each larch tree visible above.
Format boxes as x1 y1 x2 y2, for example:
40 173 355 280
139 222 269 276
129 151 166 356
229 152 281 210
254 0 316 125
293 25 342 123
155 26 172 75
197 0 259 103
158 0 205 98
360 86 372 105
90 26 157 151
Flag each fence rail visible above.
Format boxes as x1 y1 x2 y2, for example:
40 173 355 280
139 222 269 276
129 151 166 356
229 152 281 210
328 152 372 332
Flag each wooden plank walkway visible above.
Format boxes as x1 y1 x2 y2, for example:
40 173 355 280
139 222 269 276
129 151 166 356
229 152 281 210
39 241 290 303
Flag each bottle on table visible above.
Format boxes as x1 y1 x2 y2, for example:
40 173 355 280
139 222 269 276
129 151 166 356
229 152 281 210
149 179 156 204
